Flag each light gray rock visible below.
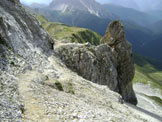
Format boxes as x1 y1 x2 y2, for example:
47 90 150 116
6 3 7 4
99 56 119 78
55 20 137 105
0 0 54 121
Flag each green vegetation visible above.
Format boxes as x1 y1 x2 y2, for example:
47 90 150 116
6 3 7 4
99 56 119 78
67 82 75 94
36 14 162 97
0 80 2 92
45 75 49 80
0 36 6 45
36 15 101 45
133 53 162 93
55 80 64 91
145 95 162 106
10 61 15 66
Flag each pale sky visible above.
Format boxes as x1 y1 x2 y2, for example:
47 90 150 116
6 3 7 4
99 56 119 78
20 0 106 5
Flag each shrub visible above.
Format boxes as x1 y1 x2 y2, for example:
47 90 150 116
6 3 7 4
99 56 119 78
55 80 64 91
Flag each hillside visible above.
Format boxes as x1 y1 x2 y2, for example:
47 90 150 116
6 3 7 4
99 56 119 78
26 0 162 64
133 54 162 91
48 0 116 19
36 14 162 94
32 8 112 35
1 0 162 121
36 15 162 110
133 54 162 107
30 4 162 63
138 35 162 61
150 20 162 34
36 15 101 45
103 4 158 26
1 0 158 121
103 0 162 12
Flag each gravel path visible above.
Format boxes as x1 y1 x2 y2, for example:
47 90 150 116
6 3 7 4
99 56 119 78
15 55 162 122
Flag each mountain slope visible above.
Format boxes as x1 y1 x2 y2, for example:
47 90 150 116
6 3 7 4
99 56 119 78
103 4 158 26
49 0 116 18
36 14 162 95
150 20 162 34
139 36 162 61
28 0 162 63
30 5 156 54
2 0 161 121
133 53 162 112
147 10 162 21
103 0 162 11
0 0 53 121
36 15 162 108
33 8 111 35
36 15 162 118
133 53 162 91
36 14 101 45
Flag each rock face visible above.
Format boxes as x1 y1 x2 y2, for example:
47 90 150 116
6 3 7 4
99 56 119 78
0 0 54 121
101 20 137 105
55 20 137 105
0 0 161 121
55 43 118 91
0 0 53 56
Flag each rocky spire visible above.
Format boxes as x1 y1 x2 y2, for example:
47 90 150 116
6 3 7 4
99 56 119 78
101 20 137 105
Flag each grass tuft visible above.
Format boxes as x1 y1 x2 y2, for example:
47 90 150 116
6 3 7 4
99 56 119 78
55 80 64 91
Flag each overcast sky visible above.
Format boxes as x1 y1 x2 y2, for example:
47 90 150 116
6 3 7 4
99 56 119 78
20 0 106 5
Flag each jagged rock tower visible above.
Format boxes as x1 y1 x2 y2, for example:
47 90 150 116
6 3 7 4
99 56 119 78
55 20 137 105
101 20 137 105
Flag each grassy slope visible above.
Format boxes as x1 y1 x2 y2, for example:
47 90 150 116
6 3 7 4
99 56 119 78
133 54 162 106
133 53 162 95
36 15 101 45
36 15 162 105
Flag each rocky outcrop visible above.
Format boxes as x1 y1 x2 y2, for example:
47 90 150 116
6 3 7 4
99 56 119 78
0 0 161 121
101 20 137 105
55 43 118 91
0 0 54 121
55 20 137 105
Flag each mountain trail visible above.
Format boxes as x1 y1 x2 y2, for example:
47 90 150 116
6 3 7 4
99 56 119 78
17 70 54 122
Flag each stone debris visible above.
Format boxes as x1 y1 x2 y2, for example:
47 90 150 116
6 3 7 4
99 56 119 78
0 0 160 122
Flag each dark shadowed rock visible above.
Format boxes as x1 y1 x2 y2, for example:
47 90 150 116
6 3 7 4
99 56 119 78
101 20 137 105
55 20 137 105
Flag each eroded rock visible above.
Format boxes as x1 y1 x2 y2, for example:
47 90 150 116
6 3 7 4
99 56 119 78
55 20 137 105
0 0 54 121
101 20 137 105
55 43 118 91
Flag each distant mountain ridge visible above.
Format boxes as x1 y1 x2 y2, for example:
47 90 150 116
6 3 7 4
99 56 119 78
48 0 116 18
103 0 162 12
27 0 162 63
103 4 159 26
30 3 48 8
